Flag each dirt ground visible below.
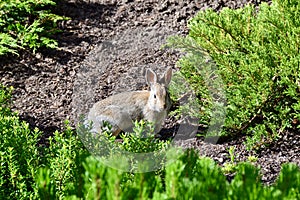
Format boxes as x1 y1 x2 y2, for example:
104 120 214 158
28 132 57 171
0 0 299 185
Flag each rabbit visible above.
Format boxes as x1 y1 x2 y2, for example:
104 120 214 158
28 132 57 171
85 67 172 136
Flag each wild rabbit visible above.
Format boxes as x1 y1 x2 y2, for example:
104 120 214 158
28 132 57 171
86 67 172 136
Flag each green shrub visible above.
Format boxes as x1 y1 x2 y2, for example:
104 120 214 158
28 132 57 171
168 0 300 149
41 122 88 199
77 119 170 173
82 156 123 200
164 149 228 200
0 85 88 199
229 163 263 199
0 85 42 198
0 0 66 55
81 149 300 200
222 146 238 174
1 85 299 199
274 164 300 199
0 84 12 115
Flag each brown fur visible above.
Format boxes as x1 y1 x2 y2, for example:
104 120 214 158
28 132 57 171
85 68 172 136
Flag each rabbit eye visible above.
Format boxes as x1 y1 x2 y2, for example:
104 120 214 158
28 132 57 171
154 94 157 99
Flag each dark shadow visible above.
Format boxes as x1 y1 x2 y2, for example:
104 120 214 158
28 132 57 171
18 113 59 147
40 0 118 65
159 124 180 141
158 122 248 146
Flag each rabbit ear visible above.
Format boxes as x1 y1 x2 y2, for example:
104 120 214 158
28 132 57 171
161 67 172 86
146 68 157 85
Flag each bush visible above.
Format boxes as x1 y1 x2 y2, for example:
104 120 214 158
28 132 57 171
77 119 171 173
1 85 299 199
0 85 88 199
40 124 88 199
80 149 300 200
167 0 300 149
0 0 66 55
0 85 42 198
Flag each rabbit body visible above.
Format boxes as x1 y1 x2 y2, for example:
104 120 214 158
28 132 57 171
86 68 172 136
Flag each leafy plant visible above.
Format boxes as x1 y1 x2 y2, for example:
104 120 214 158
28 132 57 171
0 0 67 55
43 121 88 199
0 85 42 198
120 120 170 153
164 149 228 199
168 66 212 129
247 155 258 163
222 146 238 174
167 0 300 149
1 85 299 199
77 119 171 173
0 85 89 199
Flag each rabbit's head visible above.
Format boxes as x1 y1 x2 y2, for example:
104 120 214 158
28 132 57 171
146 67 172 112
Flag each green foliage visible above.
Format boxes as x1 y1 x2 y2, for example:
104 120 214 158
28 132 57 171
33 125 89 200
82 156 162 200
0 84 12 115
0 85 88 199
229 163 300 199
0 0 67 55
247 155 258 163
167 0 300 149
164 149 228 199
42 122 88 199
1 85 299 199
222 146 238 174
229 163 264 199
274 164 300 199
77 119 170 173
168 69 214 133
120 120 170 153
0 85 41 198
